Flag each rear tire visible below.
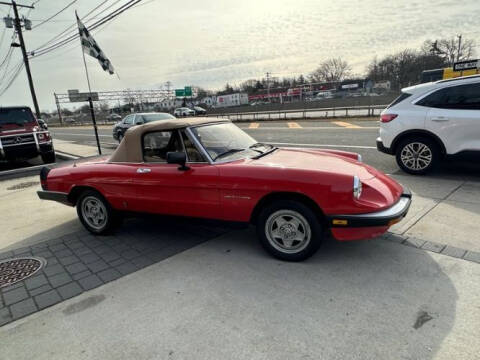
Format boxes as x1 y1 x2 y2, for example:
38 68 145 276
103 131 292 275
41 151 56 164
76 190 122 235
256 200 322 261
395 136 440 175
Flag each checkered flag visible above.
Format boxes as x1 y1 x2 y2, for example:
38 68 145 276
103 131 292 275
76 14 114 75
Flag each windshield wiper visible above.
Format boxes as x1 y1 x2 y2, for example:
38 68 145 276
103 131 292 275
213 148 245 161
251 146 278 159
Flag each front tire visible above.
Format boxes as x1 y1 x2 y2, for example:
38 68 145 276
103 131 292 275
41 151 56 164
76 190 121 235
117 132 124 143
256 200 322 261
395 136 440 175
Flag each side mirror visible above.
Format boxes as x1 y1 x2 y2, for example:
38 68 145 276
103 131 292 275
166 152 189 171
38 119 48 130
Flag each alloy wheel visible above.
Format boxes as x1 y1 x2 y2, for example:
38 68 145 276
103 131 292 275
400 142 432 171
81 196 108 230
265 210 311 254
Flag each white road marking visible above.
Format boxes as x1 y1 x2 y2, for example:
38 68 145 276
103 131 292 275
51 132 112 137
240 126 378 130
269 141 377 149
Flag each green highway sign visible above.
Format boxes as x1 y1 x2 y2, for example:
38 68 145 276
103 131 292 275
175 86 193 97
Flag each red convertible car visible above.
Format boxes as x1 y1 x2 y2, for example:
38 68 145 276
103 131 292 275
38 118 411 261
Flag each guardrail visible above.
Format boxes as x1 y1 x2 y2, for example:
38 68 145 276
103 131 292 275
206 104 387 121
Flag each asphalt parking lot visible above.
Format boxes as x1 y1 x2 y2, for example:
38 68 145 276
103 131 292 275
1 118 479 359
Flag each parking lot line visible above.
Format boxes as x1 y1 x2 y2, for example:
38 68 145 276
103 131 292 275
332 121 362 128
287 122 302 128
248 123 260 129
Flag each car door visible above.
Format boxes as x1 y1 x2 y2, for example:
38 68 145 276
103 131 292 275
422 83 480 154
121 114 134 133
132 129 221 219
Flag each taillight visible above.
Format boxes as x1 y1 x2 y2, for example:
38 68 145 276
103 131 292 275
381 114 398 123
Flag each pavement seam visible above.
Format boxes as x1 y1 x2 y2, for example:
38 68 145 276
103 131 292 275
397 180 467 236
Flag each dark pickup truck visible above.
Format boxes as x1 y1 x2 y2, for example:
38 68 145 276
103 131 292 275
0 106 55 163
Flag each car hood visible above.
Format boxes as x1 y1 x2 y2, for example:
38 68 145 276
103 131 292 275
247 147 379 180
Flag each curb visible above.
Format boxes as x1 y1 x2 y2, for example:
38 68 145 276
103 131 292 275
55 151 80 161
383 232 480 264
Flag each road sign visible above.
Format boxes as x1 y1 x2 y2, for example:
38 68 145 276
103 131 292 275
68 89 99 102
453 59 480 72
184 86 192 96
175 89 185 97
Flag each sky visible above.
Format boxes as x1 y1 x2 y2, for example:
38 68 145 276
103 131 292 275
0 0 479 111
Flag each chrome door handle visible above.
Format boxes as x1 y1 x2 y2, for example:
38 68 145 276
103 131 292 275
431 117 449 122
136 168 151 173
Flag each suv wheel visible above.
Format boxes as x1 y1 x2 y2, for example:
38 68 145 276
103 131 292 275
77 190 121 234
395 136 439 175
117 132 124 143
257 200 322 261
41 151 56 164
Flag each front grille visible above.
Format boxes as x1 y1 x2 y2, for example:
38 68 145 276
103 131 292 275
1 133 35 146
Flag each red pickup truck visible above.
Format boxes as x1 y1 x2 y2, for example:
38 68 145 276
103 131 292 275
0 106 55 164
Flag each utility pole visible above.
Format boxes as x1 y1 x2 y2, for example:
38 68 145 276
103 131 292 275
1 1 41 118
456 34 462 62
265 72 271 102
53 92 63 125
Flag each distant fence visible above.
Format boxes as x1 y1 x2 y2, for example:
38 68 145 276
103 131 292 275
206 104 387 121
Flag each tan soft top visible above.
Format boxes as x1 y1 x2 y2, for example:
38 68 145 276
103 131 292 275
109 117 228 163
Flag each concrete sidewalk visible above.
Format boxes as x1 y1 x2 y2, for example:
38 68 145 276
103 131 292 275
1 230 479 360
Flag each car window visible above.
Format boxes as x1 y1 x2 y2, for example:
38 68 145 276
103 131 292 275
0 107 35 126
387 92 412 108
181 130 206 162
417 83 480 110
124 115 134 125
141 113 175 122
143 130 183 163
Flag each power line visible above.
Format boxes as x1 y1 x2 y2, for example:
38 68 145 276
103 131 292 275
33 0 141 56
31 0 142 58
31 0 77 29
31 0 111 52
0 60 24 96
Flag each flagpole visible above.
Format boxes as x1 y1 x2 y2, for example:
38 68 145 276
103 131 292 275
77 11 102 155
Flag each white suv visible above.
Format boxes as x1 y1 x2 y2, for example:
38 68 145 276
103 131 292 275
377 75 480 174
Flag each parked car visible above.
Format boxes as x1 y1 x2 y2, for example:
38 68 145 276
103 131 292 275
107 113 122 121
112 112 175 142
193 106 207 115
38 118 411 261
64 117 76 124
0 106 55 164
377 75 480 174
174 107 195 117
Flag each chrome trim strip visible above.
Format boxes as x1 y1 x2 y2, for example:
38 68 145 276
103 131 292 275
2 141 37 147
0 136 3 158
185 127 214 164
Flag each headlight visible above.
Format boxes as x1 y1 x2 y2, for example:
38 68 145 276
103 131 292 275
353 175 362 199
38 133 45 140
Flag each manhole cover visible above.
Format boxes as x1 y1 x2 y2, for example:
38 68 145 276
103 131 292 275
0 257 46 288
6 181 39 191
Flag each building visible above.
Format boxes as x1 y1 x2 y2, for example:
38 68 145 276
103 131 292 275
215 93 249 108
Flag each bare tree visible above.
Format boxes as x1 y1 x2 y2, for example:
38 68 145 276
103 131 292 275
310 58 351 83
422 37 476 66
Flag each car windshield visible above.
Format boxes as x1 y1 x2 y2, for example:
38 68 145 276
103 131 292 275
141 113 175 122
0 108 35 127
191 122 271 162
